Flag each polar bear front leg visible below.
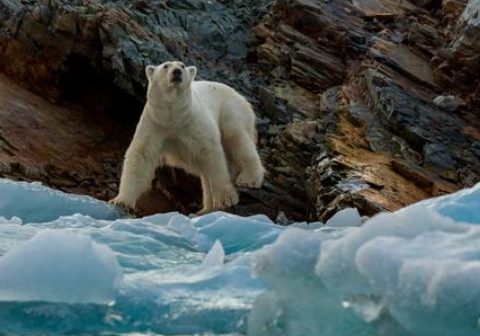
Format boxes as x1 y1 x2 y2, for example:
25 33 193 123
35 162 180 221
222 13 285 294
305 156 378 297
196 175 214 215
110 136 162 213
199 144 239 211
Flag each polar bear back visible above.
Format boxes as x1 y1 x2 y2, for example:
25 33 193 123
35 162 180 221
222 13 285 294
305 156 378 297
191 81 257 142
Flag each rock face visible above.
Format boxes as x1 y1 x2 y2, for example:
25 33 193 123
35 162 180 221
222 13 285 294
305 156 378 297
0 71 132 202
253 0 480 219
434 0 480 103
0 0 479 222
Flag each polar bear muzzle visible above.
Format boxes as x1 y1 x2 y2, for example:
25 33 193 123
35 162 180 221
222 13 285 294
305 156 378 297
170 68 183 84
145 61 197 90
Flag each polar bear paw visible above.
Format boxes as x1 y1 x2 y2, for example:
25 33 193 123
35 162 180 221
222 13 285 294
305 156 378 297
213 186 239 210
235 167 264 189
109 197 136 216
195 208 212 216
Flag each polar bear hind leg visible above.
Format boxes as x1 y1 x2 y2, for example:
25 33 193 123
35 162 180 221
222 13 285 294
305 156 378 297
229 129 264 188
222 99 265 189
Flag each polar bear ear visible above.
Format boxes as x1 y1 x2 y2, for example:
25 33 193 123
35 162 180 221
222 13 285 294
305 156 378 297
145 65 156 80
187 66 197 83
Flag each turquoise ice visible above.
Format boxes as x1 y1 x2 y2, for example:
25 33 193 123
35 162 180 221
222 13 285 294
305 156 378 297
0 178 480 336
0 179 283 335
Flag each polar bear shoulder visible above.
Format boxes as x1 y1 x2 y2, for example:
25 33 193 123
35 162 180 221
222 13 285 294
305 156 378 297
190 80 256 138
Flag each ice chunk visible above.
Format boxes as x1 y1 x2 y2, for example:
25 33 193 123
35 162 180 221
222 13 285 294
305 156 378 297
190 211 239 227
250 227 371 336
202 240 225 267
249 182 480 336
0 230 122 304
0 178 123 223
0 216 22 225
0 187 277 335
290 221 323 229
198 216 285 254
404 181 480 224
326 208 362 227
168 214 212 251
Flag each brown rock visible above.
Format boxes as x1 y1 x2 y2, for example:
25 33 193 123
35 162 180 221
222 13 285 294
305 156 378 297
352 0 416 18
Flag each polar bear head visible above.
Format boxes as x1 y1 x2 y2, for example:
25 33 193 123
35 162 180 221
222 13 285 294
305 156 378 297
145 61 197 95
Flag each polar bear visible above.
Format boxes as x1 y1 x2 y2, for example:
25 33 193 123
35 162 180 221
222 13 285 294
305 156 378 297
110 60 265 215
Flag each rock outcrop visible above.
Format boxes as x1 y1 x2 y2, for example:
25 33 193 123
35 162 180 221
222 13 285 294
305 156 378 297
0 0 479 222
254 0 480 219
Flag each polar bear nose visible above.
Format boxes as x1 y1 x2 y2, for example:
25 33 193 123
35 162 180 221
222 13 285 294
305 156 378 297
173 68 182 77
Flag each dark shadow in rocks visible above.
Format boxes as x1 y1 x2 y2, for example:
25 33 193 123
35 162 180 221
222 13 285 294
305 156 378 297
59 54 143 125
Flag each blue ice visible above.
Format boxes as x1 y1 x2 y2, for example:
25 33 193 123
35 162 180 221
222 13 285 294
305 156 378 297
1 177 480 336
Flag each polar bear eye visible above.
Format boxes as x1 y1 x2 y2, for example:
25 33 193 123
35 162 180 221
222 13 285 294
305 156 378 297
164 64 169 69
181 65 186 69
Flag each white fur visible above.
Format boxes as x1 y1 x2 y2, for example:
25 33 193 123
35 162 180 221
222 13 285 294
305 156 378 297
111 61 264 214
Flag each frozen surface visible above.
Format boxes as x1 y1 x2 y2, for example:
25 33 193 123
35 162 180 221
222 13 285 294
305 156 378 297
203 240 225 267
404 182 480 224
250 182 480 336
325 207 362 227
0 179 122 223
1 177 480 336
0 179 282 335
0 230 121 304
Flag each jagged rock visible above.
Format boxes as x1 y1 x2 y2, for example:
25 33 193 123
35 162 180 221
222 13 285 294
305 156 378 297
254 0 480 221
0 0 263 101
434 0 480 100
442 0 470 24
352 0 416 17
433 94 466 111
407 21 444 57
370 39 438 89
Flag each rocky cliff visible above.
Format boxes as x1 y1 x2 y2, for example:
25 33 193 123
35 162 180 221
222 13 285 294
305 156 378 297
0 0 479 222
